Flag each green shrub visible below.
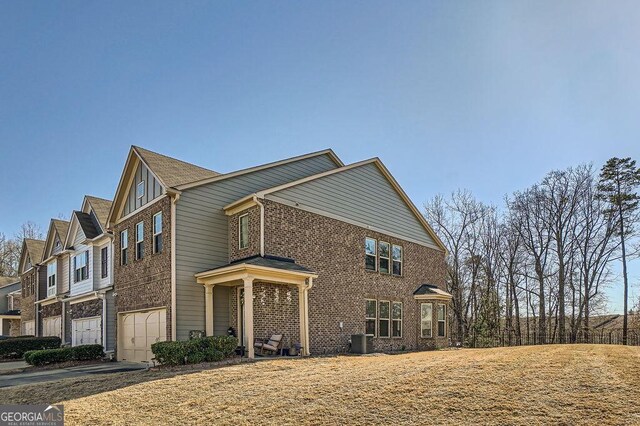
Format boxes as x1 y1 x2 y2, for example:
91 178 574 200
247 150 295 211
27 348 73 366
151 341 187 366
23 350 37 364
71 344 104 361
0 336 61 359
151 336 238 366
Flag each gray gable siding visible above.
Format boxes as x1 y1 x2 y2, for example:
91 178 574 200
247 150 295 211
267 162 437 247
123 162 164 217
175 154 338 339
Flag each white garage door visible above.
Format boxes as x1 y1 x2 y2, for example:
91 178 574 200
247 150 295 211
43 316 62 339
119 308 166 363
73 317 102 346
23 320 35 336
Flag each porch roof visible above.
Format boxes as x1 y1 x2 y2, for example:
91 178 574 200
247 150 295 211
413 284 453 300
195 255 317 286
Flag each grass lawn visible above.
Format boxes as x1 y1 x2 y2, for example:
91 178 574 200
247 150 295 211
2 344 640 425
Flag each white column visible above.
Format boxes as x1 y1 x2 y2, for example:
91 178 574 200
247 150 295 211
243 277 254 359
304 278 312 356
205 284 214 336
298 284 306 353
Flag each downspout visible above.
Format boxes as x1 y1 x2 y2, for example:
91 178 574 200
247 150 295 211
100 293 107 349
253 196 265 257
170 191 180 341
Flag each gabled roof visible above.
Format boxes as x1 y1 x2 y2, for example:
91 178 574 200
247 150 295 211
224 157 447 253
43 218 70 260
133 146 220 189
84 196 112 230
19 239 45 274
74 211 100 240
413 284 452 297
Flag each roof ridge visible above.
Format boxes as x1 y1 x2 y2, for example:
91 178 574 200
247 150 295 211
133 145 220 175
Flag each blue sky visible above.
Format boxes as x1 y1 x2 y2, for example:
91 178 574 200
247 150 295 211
1 1 638 313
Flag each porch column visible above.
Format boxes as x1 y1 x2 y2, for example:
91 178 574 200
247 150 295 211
243 277 254 359
205 284 215 336
304 278 312 356
298 283 306 354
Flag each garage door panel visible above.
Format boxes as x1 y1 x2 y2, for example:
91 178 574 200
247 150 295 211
73 317 102 346
119 309 167 363
43 316 62 339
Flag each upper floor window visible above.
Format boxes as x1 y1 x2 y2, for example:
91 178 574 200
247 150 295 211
135 221 144 260
421 302 433 338
379 241 390 274
392 245 403 276
153 212 163 254
74 251 89 283
121 230 128 265
101 246 109 278
365 238 377 271
137 181 145 199
47 262 57 297
239 214 249 249
437 303 447 337
26 255 31 270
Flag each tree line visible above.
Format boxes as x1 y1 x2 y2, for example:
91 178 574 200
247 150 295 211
424 158 640 346
0 222 44 277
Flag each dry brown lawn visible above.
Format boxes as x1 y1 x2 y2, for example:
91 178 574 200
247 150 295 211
3 344 640 425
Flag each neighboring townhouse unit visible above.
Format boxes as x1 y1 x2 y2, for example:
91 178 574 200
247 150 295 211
37 219 70 340
107 146 450 362
61 196 116 351
18 239 46 336
0 277 21 337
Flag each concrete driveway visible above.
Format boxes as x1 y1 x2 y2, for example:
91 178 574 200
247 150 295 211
0 362 148 388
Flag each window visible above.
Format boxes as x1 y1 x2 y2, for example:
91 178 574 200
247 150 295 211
137 181 145 199
135 221 144 260
421 302 433 338
74 251 89 283
392 302 403 337
392 245 403 276
47 262 56 297
379 241 390 274
120 230 128 265
153 212 163 254
438 303 446 337
238 214 249 249
365 238 377 271
378 301 390 338
101 247 109 278
365 299 377 336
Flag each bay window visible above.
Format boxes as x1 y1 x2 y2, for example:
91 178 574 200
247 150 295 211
438 303 447 337
421 302 433 338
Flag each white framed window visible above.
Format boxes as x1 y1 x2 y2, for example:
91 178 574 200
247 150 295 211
153 212 163 254
135 221 144 260
392 301 403 338
421 302 433 338
47 262 57 297
379 241 390 274
365 299 377 336
137 181 145 199
101 246 109 278
365 237 377 271
378 300 390 338
239 213 249 249
74 251 89 283
437 303 447 337
392 245 403 276
120 229 128 265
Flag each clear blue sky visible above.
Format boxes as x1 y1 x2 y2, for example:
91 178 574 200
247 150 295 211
1 1 638 313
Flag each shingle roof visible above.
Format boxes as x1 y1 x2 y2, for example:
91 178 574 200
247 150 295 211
222 255 315 274
413 284 452 298
24 239 45 264
133 146 220 189
51 219 70 244
0 277 20 288
74 211 100 239
85 196 112 230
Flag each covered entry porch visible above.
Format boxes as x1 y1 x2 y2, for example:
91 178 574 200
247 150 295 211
195 256 317 359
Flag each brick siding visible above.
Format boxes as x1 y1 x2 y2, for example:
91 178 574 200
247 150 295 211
228 205 261 262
